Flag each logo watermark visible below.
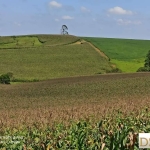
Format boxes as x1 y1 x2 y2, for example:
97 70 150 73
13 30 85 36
139 133 150 148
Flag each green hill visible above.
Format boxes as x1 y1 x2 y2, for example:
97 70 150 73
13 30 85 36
0 35 113 81
83 37 150 72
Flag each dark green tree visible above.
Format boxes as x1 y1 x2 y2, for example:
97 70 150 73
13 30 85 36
137 50 150 72
144 50 150 67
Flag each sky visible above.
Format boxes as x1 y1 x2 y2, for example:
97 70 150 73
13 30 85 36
0 0 150 39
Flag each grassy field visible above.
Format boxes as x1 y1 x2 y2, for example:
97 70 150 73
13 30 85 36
83 37 150 72
0 35 113 81
1 35 150 149
0 73 150 149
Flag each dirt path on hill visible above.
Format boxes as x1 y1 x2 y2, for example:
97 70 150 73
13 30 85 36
70 39 116 68
70 41 82 45
71 40 109 60
86 41 109 60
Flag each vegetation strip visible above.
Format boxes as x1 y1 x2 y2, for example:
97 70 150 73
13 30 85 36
83 37 150 72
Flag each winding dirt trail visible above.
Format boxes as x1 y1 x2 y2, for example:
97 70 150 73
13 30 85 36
86 41 109 60
71 40 109 60
70 39 116 68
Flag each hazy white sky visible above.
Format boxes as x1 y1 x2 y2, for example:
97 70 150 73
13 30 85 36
0 0 150 39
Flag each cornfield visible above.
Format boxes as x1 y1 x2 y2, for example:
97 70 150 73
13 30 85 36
0 72 150 149
0 108 149 149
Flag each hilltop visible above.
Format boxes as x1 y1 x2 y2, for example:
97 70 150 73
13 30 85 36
0 34 79 48
0 34 114 82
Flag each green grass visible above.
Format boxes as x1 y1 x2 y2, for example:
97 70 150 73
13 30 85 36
0 36 42 48
16 36 42 46
0 36 112 80
0 35 79 48
83 37 150 72
111 59 144 72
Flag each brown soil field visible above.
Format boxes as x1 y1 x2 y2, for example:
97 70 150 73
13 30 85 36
0 72 150 128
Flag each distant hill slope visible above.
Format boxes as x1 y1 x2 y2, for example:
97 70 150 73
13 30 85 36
1 72 150 109
37 34 80 46
0 35 113 81
83 37 150 72
0 34 80 48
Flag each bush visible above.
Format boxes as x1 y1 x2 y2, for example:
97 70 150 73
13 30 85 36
137 50 150 72
0 72 13 84
144 50 150 67
0 74 10 84
137 67 150 72
106 68 122 73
